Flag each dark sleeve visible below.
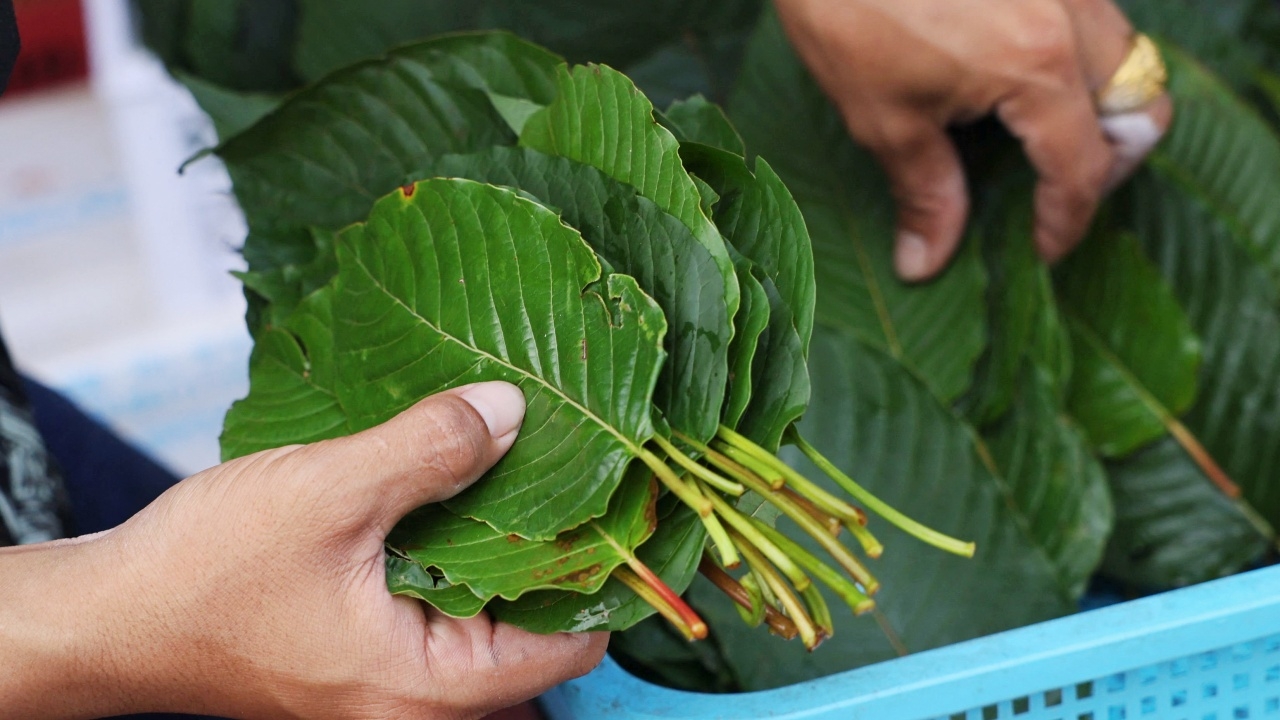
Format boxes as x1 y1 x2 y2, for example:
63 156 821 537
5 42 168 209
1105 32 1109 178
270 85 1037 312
0 333 70 547
0 0 16 97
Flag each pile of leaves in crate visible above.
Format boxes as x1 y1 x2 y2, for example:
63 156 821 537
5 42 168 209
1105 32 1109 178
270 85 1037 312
139 0 1280 693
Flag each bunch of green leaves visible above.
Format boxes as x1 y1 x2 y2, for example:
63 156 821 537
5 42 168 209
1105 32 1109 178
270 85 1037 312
212 32 975 650
139 0 1280 695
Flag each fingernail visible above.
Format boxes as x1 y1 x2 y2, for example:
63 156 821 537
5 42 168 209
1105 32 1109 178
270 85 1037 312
1100 112 1163 191
895 230 931 281
1099 112 1162 161
457 382 526 439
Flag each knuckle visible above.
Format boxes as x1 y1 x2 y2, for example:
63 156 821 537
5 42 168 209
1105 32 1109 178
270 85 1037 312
1006 3 1077 74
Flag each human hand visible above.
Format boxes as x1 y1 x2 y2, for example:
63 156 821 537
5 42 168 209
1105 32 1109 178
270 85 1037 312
1 381 606 720
774 0 1173 280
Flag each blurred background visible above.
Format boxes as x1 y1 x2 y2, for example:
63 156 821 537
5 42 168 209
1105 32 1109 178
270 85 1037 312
1 0 250 475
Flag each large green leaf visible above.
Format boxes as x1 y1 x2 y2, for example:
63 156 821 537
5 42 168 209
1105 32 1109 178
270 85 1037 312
216 33 562 234
1055 231 1203 458
389 468 658 603
428 147 733 451
521 63 741 335
664 95 745 155
735 277 810 452
221 286 349 459
681 144 815 354
728 11 986 403
175 70 282 140
678 143 814 450
213 33 565 331
1121 169 1280 528
958 177 1072 426
721 258 770 429
982 366 1113 599
1146 45 1280 290
236 226 339 334
1102 438 1269 588
489 494 707 632
333 178 668 540
385 555 486 618
695 328 1073 690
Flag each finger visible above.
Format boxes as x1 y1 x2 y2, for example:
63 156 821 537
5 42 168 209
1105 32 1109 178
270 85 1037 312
998 78 1113 263
1101 92 1173 189
863 113 969 282
305 381 526 531
1059 0 1170 189
1058 0 1134 90
425 613 608 716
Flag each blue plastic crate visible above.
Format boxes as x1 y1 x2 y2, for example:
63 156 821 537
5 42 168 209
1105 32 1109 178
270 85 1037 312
542 565 1280 719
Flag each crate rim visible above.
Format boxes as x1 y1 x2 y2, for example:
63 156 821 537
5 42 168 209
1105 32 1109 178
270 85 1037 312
543 564 1280 719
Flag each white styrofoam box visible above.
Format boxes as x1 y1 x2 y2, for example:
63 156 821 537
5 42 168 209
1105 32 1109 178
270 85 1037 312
0 0 252 475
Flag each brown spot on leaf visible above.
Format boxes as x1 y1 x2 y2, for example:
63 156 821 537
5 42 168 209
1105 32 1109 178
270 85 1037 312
507 534 522 543
644 477 660 533
401 183 415 197
550 563 602 588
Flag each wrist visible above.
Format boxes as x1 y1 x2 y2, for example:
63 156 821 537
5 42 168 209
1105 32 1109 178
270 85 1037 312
0 533 147 719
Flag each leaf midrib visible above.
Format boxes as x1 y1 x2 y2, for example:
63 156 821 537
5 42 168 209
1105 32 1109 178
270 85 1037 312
1064 311 1177 427
349 250 651 460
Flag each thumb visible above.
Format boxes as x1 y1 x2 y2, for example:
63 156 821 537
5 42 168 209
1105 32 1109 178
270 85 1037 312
867 116 969 282
307 381 526 534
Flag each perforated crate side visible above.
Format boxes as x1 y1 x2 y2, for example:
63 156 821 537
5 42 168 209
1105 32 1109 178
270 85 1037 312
542 565 1280 720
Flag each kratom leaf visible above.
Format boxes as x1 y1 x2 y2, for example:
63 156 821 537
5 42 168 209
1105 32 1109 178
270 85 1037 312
722 258 770 429
216 33 562 234
236 226 338 332
489 494 707 632
520 63 741 339
1146 44 1280 290
1102 437 1269 588
729 11 986 403
664 95 745 155
1121 169 1280 529
389 468 658 602
677 143 815 450
1056 231 1203 458
958 178 1071 426
221 286 349 459
428 147 733 449
385 555 486 618
736 276 810 452
693 328 1073 689
681 144 815 354
175 71 282 140
333 178 668 540
982 366 1113 599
